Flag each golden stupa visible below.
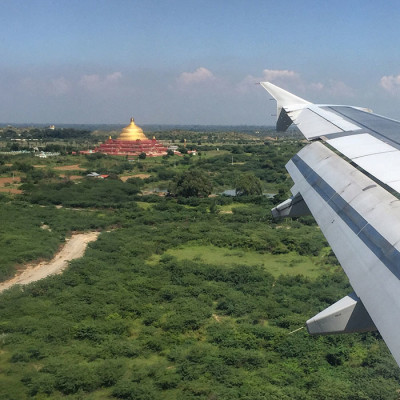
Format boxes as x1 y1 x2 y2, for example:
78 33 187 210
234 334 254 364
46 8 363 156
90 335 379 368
118 117 147 141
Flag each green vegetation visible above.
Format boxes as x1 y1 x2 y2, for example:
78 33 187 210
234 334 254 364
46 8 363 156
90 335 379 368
0 201 118 281
22 178 142 208
235 172 262 196
0 130 399 399
170 170 213 198
149 245 322 278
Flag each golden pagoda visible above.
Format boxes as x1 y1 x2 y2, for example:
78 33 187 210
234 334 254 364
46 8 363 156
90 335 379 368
90 117 168 157
118 117 147 141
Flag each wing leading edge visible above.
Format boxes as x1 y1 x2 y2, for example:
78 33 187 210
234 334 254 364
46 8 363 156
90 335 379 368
261 82 400 367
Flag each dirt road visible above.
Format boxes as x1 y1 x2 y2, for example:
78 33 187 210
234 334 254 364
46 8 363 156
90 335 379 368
120 174 151 181
53 164 85 171
0 231 100 293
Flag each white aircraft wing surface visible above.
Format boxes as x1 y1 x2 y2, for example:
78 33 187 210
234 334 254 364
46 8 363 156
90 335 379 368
261 81 400 367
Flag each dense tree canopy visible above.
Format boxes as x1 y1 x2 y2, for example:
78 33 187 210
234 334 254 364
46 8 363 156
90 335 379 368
170 170 213 197
235 172 263 196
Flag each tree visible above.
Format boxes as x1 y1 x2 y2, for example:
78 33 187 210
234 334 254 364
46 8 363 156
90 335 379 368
178 146 188 154
171 170 212 197
139 152 147 160
235 173 262 196
10 142 21 151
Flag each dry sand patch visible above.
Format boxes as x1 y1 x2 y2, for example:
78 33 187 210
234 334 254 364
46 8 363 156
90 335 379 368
0 231 100 293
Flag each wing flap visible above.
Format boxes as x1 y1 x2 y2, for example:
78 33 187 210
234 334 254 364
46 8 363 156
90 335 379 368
327 133 400 193
327 133 395 159
295 108 344 137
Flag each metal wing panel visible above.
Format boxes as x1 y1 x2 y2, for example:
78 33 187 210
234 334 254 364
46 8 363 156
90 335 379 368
326 106 400 149
302 105 361 138
327 133 396 159
327 133 400 193
355 152 400 186
288 142 400 366
295 108 345 138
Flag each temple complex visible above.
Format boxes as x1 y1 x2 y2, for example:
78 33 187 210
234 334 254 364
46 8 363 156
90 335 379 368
93 118 168 157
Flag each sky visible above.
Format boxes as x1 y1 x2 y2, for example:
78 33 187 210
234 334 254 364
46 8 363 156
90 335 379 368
2 0 400 125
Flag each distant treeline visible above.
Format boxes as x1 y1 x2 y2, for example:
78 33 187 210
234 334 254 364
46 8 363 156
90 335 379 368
1 127 92 140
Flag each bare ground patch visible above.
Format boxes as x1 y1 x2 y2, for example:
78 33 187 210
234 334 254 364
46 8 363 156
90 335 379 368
120 174 151 181
53 164 85 171
0 231 100 293
0 177 22 193
59 174 84 180
0 188 23 194
0 177 21 185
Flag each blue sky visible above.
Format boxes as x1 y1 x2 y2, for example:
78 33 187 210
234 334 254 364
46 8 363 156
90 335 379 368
1 0 400 125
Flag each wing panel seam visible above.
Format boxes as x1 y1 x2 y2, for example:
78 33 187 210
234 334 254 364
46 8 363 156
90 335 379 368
352 149 398 160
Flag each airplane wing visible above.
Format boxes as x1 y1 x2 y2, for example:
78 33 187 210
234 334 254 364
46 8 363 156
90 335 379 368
261 81 400 367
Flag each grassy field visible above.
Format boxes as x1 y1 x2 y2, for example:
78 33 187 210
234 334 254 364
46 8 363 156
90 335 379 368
218 203 250 213
1 137 399 399
136 201 154 210
148 244 324 278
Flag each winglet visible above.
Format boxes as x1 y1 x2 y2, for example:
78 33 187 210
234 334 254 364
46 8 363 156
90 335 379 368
260 82 311 131
260 82 310 108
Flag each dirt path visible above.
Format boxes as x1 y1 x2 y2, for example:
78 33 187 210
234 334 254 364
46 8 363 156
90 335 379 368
53 164 85 171
120 174 151 181
0 177 21 185
0 231 100 293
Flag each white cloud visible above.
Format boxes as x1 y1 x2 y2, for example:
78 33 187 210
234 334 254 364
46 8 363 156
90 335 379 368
236 69 357 103
237 69 301 93
79 74 100 90
48 77 70 95
325 80 355 98
79 72 122 91
261 69 300 82
177 67 216 86
380 74 400 94
17 71 123 97
19 77 40 93
236 75 260 93
309 82 324 91
105 71 122 82
18 76 70 96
